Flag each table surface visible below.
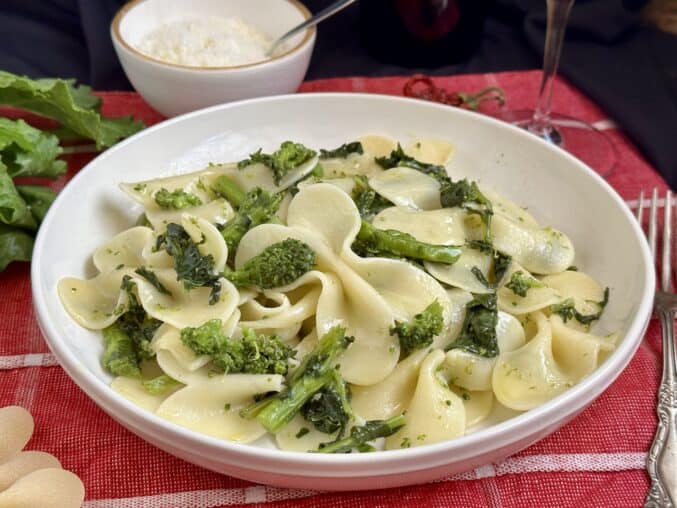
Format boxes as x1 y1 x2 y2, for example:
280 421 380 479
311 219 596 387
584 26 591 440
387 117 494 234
0 70 670 508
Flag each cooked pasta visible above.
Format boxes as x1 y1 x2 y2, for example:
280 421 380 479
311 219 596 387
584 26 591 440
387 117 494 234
58 135 615 452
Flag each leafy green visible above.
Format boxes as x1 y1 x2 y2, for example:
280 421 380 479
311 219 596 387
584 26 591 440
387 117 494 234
316 415 406 453
142 374 181 395
117 275 162 360
156 223 222 305
240 326 354 433
440 179 493 242
353 220 461 264
390 300 444 356
505 271 544 297
550 287 610 326
180 320 296 375
319 141 363 159
0 223 33 271
223 238 316 289
351 175 393 220
0 163 36 229
153 188 202 209
219 187 283 259
446 293 499 358
287 162 324 196
238 141 316 185
300 369 353 436
134 266 171 295
467 240 512 288
0 70 144 149
15 185 57 223
0 118 65 178
101 321 142 378
375 144 450 185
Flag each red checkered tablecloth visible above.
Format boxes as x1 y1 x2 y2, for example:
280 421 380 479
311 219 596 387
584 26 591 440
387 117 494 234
0 70 668 507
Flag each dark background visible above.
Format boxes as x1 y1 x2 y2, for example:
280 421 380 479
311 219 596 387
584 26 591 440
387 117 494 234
0 0 675 186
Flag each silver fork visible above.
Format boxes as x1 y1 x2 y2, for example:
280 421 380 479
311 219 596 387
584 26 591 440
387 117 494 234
638 189 677 507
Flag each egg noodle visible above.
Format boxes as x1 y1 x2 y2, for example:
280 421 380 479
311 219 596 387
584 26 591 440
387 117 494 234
58 135 616 452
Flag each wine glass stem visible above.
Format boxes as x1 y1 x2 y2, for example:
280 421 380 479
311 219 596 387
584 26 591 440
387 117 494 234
530 0 575 141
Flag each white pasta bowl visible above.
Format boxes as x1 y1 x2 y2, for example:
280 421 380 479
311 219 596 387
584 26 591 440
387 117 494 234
111 0 315 117
31 93 654 491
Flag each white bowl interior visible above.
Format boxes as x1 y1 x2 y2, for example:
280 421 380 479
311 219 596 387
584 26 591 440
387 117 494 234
119 0 309 55
32 94 653 489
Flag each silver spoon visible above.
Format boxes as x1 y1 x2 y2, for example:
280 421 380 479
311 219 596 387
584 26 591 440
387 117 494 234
267 0 357 56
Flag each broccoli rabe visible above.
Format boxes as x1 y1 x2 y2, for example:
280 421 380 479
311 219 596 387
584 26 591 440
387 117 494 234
223 238 316 289
375 144 450 185
319 141 364 159
352 220 461 264
156 223 222 305
351 175 393 220
101 321 141 378
238 141 316 185
390 300 444 356
116 275 162 361
211 175 246 208
240 326 354 433
550 287 609 326
134 267 170 295
316 415 406 453
219 187 283 259
467 240 512 288
287 162 324 196
446 293 499 358
505 271 544 297
300 369 354 436
180 319 296 375
142 374 181 395
153 188 202 209
440 179 493 242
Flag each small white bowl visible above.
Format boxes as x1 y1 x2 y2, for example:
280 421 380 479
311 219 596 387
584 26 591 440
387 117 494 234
111 0 315 117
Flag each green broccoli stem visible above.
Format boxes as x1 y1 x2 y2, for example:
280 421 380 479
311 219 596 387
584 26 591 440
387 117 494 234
211 175 246 208
255 369 335 433
355 220 461 264
240 326 353 433
316 415 406 453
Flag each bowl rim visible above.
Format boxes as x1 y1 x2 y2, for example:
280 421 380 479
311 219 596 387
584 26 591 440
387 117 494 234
111 0 315 72
31 92 655 473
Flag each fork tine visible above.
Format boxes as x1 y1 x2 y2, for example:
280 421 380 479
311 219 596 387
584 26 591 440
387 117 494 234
649 188 658 260
637 190 645 224
662 190 673 292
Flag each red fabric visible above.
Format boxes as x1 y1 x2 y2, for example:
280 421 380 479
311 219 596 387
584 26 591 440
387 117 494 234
0 70 665 507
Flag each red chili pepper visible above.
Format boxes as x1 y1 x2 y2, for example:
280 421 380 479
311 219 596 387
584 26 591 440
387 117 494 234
403 74 505 111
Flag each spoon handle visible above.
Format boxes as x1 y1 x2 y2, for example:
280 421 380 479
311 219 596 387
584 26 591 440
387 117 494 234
269 0 357 55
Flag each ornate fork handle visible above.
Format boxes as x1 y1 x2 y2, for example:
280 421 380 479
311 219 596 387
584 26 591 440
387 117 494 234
645 304 677 508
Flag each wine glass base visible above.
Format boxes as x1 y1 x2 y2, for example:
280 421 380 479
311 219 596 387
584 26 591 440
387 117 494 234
496 110 617 178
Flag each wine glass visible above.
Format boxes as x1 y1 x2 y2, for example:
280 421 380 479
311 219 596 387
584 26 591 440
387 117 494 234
498 0 617 177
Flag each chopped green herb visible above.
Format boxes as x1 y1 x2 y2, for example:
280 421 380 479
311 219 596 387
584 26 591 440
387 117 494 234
296 427 310 439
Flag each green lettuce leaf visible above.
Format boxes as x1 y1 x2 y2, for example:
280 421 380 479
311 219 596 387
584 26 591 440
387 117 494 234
0 71 144 149
0 162 36 229
0 223 33 271
16 185 57 222
0 118 66 178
